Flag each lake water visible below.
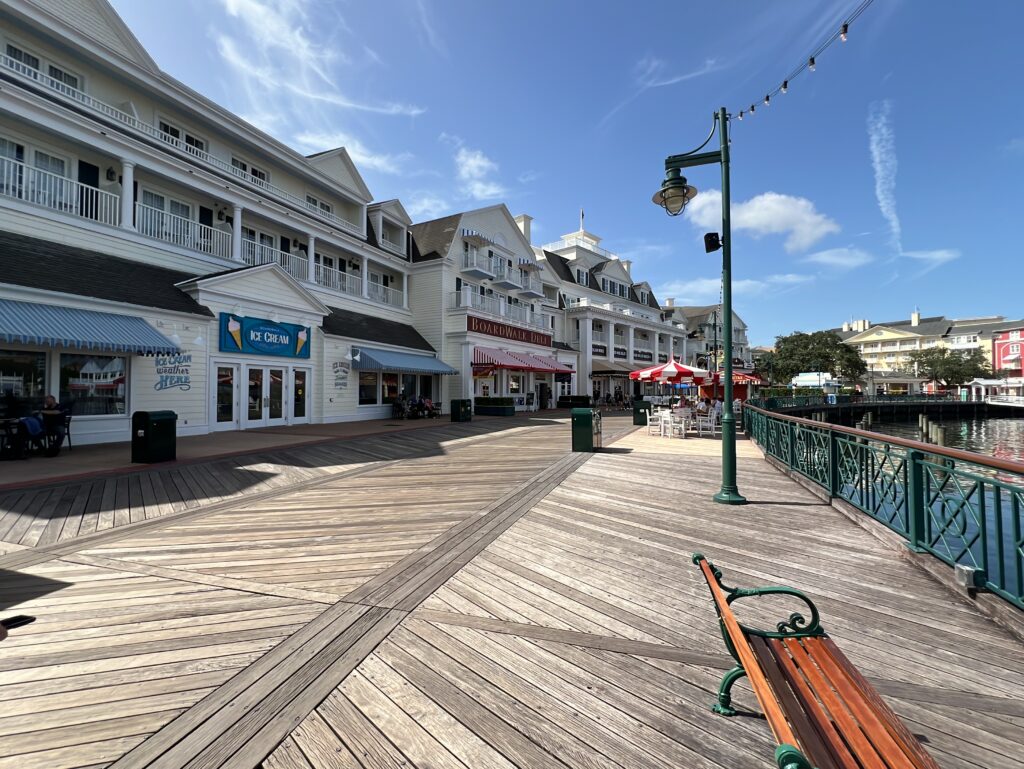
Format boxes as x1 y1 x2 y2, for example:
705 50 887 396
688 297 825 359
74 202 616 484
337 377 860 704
864 416 1024 464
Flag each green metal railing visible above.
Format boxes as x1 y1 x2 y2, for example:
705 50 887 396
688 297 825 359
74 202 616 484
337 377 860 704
744 405 1024 611
747 394 960 411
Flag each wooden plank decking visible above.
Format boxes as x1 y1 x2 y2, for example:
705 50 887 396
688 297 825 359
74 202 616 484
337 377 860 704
0 416 1020 768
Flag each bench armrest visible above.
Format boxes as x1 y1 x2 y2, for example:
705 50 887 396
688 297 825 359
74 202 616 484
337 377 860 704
693 553 824 639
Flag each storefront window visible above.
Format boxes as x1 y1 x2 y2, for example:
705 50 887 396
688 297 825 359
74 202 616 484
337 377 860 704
60 353 127 415
381 373 399 403
509 375 522 393
0 349 47 417
401 373 417 399
358 372 378 405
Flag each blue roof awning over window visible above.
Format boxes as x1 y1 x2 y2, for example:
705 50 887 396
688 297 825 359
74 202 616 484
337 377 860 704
354 346 458 375
0 299 179 355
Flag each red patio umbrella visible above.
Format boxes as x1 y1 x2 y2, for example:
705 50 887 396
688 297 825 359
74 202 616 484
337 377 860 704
629 358 714 383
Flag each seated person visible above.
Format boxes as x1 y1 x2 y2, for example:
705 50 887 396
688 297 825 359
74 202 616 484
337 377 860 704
39 395 66 441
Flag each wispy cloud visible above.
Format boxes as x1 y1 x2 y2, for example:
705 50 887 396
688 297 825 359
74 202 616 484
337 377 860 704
803 247 874 270
415 0 447 57
685 190 839 253
293 131 413 174
601 56 722 125
213 0 425 139
406 193 450 220
656 274 814 305
1005 137 1024 155
867 100 959 275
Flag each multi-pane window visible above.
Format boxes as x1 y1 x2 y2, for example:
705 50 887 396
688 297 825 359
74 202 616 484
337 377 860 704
60 353 128 415
159 120 206 153
576 269 588 286
232 157 268 184
6 44 39 70
305 194 333 214
32 150 65 176
47 64 78 90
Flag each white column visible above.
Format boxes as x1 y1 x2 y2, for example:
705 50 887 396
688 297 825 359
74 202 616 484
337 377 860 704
361 256 370 298
460 342 473 402
578 317 593 396
402 274 409 310
682 334 688 364
626 325 635 364
306 235 316 282
119 161 135 230
653 332 660 363
607 321 616 359
231 205 243 262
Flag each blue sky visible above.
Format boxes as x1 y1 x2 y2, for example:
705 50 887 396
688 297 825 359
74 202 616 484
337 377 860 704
109 0 1024 345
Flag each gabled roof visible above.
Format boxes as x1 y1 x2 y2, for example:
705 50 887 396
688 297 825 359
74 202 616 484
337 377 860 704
176 263 331 316
0 230 211 316
370 199 412 226
540 251 577 284
303 147 373 203
21 0 159 72
321 306 433 351
409 214 463 262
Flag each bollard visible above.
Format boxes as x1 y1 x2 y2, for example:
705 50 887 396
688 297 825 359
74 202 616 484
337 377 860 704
918 413 925 429
865 411 873 426
936 426 946 446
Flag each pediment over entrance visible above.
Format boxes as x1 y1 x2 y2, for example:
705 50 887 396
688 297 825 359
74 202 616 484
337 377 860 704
176 263 330 327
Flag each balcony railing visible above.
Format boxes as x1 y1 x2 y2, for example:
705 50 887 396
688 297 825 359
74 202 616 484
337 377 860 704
314 263 361 296
242 240 308 283
491 261 521 287
368 282 404 307
136 203 231 259
0 156 119 227
591 330 608 344
634 339 654 351
0 53 362 236
518 273 543 294
542 235 615 259
461 251 495 275
449 291 545 329
379 233 405 256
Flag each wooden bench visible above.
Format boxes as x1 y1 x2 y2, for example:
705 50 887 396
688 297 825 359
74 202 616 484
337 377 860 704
693 553 940 769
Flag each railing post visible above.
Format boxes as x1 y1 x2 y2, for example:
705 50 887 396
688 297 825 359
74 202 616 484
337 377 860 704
787 420 796 470
906 449 927 552
827 429 839 497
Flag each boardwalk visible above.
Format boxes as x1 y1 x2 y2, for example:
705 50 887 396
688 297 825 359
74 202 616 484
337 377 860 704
0 416 1020 769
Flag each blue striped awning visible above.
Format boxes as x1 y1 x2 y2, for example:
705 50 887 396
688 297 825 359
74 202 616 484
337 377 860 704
354 346 457 375
0 299 180 355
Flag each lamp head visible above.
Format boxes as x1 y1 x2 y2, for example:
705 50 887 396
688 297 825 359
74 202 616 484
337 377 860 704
651 168 697 216
703 232 722 253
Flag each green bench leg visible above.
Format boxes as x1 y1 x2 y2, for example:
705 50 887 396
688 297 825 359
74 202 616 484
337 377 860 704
775 744 813 769
712 665 746 716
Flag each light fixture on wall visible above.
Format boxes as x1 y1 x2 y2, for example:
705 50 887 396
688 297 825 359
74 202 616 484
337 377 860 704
169 333 182 346
193 333 204 346
345 348 361 363
105 167 117 182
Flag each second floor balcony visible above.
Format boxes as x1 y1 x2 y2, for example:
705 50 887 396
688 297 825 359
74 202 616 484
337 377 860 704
449 291 545 330
517 273 544 299
1 155 119 227
136 203 231 260
490 261 521 290
241 239 308 283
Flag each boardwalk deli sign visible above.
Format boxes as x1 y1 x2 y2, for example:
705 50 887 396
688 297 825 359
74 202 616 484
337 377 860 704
467 315 552 347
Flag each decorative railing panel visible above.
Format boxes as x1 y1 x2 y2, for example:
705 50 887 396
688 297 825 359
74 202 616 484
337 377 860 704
744 405 1024 611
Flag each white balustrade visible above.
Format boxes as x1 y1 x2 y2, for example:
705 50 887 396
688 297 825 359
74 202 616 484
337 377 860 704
379 234 404 255
461 251 494 273
0 53 362 235
241 240 308 282
314 263 362 296
135 203 231 258
0 156 119 226
367 281 404 307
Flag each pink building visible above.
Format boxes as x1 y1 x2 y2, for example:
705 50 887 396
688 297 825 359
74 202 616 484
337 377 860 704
992 326 1024 395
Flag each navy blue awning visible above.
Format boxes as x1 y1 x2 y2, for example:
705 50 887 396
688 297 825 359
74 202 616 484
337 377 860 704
354 346 457 375
0 299 179 355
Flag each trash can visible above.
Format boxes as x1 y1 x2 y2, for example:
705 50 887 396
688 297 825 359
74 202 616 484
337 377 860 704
633 400 653 426
571 408 602 452
450 399 472 423
131 410 177 463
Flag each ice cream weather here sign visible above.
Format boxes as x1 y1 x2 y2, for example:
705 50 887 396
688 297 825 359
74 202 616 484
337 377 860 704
219 313 311 359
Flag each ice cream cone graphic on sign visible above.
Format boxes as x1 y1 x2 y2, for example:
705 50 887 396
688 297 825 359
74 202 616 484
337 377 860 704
228 317 243 349
296 328 308 356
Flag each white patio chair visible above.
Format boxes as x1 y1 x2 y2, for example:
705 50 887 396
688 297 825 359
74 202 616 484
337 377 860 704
696 413 717 437
645 410 662 435
668 413 687 439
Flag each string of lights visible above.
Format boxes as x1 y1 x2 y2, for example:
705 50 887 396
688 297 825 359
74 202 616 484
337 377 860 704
735 0 875 122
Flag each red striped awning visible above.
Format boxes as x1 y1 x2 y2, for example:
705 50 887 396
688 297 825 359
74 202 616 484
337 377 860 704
510 352 573 373
473 346 528 369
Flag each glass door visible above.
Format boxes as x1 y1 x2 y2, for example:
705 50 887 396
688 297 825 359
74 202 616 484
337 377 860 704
244 366 290 428
292 369 310 423
213 363 240 430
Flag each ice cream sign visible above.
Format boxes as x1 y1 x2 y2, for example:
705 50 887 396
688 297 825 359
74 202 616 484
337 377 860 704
219 313 311 359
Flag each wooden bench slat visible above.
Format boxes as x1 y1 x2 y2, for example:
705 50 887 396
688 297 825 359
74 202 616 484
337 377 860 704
803 637 921 769
820 638 943 769
781 637 890 769
697 559 801 749
765 637 859 769
749 635 841 769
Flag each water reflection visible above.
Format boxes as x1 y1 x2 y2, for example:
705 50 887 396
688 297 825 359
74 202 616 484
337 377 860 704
866 417 1024 463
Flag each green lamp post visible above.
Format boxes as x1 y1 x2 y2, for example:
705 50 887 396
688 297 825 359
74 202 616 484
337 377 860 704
652 107 746 505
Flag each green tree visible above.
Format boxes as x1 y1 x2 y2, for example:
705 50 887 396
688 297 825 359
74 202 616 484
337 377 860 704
905 347 993 387
772 331 867 384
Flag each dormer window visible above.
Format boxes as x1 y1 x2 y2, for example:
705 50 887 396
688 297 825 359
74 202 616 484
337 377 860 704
640 290 649 304
576 269 589 287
